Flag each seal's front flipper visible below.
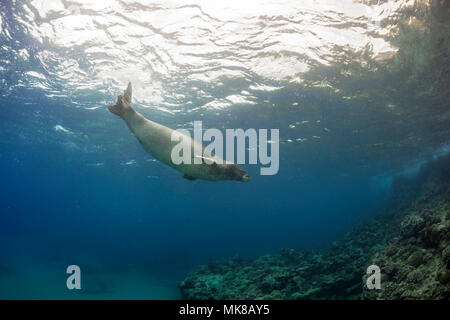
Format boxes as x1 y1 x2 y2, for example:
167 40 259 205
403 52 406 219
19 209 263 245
184 174 197 181
107 82 133 119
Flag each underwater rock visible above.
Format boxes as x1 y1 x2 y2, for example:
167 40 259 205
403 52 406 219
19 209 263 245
422 223 445 248
384 262 400 278
442 246 450 268
407 252 423 267
400 215 425 238
259 275 277 293
406 269 425 284
385 245 398 257
436 270 450 285
181 154 450 300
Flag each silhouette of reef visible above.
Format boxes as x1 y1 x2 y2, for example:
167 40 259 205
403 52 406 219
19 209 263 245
179 154 450 299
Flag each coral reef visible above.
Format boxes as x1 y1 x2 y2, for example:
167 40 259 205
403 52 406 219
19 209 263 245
364 156 450 300
179 211 399 300
180 154 450 299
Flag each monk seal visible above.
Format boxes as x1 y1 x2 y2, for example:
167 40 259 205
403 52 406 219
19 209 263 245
108 82 250 182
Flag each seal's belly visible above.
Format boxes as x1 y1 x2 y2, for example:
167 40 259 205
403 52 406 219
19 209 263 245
134 123 222 181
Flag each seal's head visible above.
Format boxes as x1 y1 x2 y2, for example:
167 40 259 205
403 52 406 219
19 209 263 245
202 159 250 182
224 163 251 182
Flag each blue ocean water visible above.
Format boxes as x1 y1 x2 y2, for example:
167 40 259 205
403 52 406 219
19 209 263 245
0 0 448 299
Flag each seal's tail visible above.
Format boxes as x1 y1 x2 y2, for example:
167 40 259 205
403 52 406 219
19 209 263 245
108 82 132 118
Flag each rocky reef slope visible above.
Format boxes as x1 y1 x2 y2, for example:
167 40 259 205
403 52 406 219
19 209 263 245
364 155 450 299
179 154 450 299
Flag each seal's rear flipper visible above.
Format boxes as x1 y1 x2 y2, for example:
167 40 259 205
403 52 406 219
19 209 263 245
108 82 133 118
123 82 132 104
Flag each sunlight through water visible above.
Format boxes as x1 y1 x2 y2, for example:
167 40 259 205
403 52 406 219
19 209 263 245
0 0 449 175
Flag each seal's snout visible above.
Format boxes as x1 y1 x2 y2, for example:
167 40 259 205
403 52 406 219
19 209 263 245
242 174 251 182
